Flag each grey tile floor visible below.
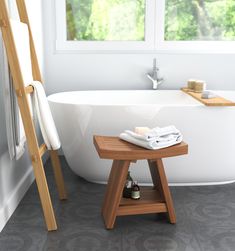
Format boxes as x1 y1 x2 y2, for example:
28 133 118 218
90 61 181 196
1 157 235 251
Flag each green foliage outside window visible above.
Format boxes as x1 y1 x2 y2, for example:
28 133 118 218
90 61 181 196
66 0 145 41
165 0 235 41
66 0 235 42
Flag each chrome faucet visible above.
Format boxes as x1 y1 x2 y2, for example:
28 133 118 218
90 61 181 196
147 58 164 89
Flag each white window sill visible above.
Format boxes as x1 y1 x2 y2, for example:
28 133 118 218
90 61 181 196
54 43 235 55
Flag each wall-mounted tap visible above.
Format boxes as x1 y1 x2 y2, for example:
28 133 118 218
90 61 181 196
147 58 164 89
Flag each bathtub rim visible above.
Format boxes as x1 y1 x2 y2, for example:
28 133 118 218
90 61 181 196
47 89 204 107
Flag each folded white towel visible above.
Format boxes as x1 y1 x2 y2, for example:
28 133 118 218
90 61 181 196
120 132 182 150
31 81 61 150
125 125 180 142
146 125 180 139
125 130 180 143
119 125 183 150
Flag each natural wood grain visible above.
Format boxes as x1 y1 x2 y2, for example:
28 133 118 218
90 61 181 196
16 0 42 82
150 159 176 224
148 160 163 198
0 0 57 231
25 85 34 94
95 136 188 229
117 203 167 216
181 88 235 106
39 143 47 157
0 19 6 27
102 160 130 229
120 187 164 206
94 136 188 160
102 160 120 215
49 150 67 200
0 0 67 231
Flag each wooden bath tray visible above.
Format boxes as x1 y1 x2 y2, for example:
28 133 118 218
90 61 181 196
181 88 235 107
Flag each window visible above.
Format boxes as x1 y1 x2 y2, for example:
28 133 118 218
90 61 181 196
165 0 235 41
66 0 145 41
55 0 235 53
56 0 155 51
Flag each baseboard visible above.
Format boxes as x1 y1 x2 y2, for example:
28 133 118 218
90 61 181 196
0 166 34 232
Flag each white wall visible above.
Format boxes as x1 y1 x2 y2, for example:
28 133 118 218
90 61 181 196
0 0 44 232
43 0 235 95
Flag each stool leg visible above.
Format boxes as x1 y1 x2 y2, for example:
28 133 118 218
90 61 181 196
102 160 130 229
148 159 176 224
102 160 119 215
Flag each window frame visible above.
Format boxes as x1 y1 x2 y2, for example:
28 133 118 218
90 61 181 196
55 0 155 52
156 0 235 54
55 0 235 54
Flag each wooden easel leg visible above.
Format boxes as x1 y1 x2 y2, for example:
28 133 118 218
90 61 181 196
32 157 57 231
148 159 176 224
102 160 130 229
49 150 67 200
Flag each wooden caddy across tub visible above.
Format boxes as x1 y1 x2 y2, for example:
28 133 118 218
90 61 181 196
94 136 188 229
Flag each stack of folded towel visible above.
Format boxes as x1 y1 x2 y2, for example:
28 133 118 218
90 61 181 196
119 125 183 150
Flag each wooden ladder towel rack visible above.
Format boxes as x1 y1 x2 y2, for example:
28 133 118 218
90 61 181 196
0 0 67 231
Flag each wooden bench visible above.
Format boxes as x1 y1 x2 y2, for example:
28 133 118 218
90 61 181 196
93 135 188 229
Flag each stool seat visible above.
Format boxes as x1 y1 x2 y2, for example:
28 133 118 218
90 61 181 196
94 135 188 160
93 135 188 229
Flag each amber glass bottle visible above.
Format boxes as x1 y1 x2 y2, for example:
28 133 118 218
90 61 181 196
123 171 133 198
131 181 140 200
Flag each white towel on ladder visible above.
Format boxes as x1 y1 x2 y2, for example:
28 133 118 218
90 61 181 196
6 19 60 152
2 18 35 160
31 81 61 150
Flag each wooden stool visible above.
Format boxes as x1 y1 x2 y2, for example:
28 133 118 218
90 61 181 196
93 136 188 229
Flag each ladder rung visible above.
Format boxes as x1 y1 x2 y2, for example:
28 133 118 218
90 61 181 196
25 85 34 94
39 143 47 157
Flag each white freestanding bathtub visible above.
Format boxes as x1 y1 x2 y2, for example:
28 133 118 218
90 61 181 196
48 90 235 186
